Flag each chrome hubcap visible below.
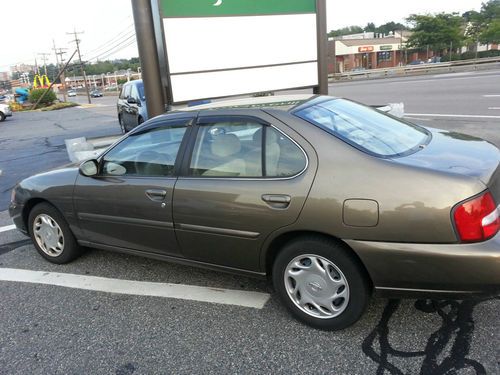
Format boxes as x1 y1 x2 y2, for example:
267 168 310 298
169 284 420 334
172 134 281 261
33 214 64 257
284 254 350 319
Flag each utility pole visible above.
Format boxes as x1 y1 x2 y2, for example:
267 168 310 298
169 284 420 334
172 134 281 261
53 40 68 102
67 29 91 104
38 52 50 76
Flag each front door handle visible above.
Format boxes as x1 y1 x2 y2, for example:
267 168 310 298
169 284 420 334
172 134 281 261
262 194 291 209
145 189 167 202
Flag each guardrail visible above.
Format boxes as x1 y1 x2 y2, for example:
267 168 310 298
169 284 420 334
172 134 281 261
330 56 500 81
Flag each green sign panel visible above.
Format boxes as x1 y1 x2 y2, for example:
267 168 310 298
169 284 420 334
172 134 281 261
380 45 393 51
161 0 316 18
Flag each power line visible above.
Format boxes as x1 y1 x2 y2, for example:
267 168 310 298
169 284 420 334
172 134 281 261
84 23 135 56
94 39 138 62
86 34 137 62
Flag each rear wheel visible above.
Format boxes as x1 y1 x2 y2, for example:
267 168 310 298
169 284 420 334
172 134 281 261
0 112 5 122
272 236 370 330
28 203 82 264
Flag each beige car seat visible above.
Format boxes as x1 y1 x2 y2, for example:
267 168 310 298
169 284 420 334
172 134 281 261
203 134 247 177
245 128 281 176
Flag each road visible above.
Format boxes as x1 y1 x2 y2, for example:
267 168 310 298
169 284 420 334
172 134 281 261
0 70 499 374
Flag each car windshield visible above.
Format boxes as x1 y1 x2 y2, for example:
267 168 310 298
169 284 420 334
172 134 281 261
294 98 430 157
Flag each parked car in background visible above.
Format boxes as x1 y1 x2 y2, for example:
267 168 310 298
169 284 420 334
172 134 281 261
67 90 77 97
0 103 12 122
117 79 148 133
9 95 500 330
90 90 103 98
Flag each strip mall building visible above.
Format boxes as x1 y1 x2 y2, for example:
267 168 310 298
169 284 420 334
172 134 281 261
328 32 414 73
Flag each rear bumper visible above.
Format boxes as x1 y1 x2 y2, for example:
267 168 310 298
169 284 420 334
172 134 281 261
347 233 500 298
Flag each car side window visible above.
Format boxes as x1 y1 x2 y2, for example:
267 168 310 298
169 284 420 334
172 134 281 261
130 85 139 101
190 122 263 177
101 124 188 177
188 121 307 178
266 127 307 177
123 85 131 99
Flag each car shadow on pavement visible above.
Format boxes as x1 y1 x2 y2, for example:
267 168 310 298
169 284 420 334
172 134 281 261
362 297 498 375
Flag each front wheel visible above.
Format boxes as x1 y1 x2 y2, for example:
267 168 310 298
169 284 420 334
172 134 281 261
0 112 5 122
272 236 370 330
28 203 83 264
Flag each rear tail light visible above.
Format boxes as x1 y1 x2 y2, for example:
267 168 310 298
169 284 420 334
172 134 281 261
453 191 500 242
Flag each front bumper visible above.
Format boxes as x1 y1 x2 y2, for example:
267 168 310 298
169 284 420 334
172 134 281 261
8 202 28 235
347 233 500 297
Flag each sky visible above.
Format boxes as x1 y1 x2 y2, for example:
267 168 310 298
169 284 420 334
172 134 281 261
0 0 485 72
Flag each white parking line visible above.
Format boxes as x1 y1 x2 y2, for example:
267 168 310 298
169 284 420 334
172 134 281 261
488 107 500 110
0 268 271 309
405 113 500 119
483 95 500 98
0 225 16 233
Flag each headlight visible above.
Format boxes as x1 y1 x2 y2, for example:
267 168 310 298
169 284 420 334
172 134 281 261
10 188 16 203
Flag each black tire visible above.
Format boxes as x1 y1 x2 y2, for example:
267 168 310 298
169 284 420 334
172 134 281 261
272 236 371 331
28 202 82 264
0 112 5 122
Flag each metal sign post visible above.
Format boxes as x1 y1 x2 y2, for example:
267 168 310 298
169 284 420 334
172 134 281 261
132 0 328 111
131 0 166 118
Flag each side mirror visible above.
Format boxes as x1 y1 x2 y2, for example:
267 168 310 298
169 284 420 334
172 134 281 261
79 159 99 177
127 97 137 104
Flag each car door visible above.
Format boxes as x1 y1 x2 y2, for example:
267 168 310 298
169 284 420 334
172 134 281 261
74 116 194 256
173 111 317 272
129 84 141 126
121 84 133 128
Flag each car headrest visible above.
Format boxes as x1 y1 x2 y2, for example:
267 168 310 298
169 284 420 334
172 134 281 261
252 127 279 146
211 134 241 158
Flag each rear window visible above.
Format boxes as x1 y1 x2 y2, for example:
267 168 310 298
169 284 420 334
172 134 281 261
294 99 430 157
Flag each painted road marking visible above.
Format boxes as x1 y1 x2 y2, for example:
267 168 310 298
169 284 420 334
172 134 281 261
483 95 500 98
0 225 16 233
488 107 500 110
0 268 271 309
405 113 500 119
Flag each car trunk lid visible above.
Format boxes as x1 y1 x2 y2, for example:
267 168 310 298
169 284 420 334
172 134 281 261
393 127 500 195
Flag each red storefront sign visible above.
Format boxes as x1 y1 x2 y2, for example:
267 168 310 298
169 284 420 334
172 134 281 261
358 46 374 52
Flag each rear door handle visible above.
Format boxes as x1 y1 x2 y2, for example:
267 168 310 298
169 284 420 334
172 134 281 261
262 194 291 209
145 189 167 202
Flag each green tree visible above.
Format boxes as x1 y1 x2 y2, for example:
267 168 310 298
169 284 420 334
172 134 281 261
376 22 407 35
328 25 363 37
406 13 465 55
480 19 500 43
479 0 500 43
364 22 376 32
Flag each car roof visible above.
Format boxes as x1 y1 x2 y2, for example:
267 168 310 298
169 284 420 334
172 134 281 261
178 94 318 113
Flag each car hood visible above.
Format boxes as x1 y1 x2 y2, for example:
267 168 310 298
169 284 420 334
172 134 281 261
20 164 79 193
393 127 500 185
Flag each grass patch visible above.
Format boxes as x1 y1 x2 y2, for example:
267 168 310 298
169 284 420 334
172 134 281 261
40 102 79 111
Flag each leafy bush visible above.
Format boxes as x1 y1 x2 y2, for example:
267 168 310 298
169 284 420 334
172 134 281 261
40 102 78 111
28 88 57 105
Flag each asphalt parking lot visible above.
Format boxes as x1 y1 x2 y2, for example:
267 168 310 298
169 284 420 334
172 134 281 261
0 70 499 374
